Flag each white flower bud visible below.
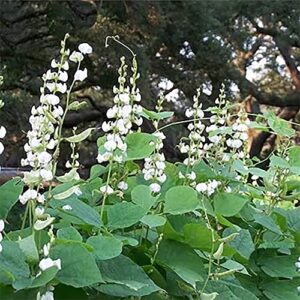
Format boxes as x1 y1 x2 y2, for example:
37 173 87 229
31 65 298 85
78 43 93 54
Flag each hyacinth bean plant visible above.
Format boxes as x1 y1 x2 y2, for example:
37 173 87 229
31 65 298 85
0 34 300 300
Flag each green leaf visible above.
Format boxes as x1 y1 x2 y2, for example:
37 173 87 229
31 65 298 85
87 236 122 260
53 185 81 199
232 160 249 175
254 214 282 235
68 100 87 111
65 128 94 143
141 215 166 228
265 111 295 137
141 108 174 120
0 241 30 285
0 178 24 219
183 223 218 252
248 168 268 178
261 279 299 300
50 241 103 287
90 164 107 179
259 254 300 278
289 146 300 167
214 193 248 217
31 266 58 288
107 202 146 229
17 234 39 264
131 185 157 211
156 239 205 287
205 280 258 300
125 132 157 161
223 228 254 259
269 155 290 169
50 197 102 228
96 255 160 297
193 161 216 181
57 226 82 242
164 186 199 215
285 207 300 231
248 121 269 132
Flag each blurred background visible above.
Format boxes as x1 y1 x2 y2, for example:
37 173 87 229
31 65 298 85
0 0 300 176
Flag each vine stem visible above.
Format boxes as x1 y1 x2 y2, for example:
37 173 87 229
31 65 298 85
100 161 113 219
21 201 30 230
105 35 136 58
200 198 216 294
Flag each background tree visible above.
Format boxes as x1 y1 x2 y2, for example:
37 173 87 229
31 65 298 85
1 0 300 171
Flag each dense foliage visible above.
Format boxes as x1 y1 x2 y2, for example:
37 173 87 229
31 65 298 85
1 0 300 166
0 35 300 300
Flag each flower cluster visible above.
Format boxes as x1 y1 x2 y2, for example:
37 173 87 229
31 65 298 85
204 85 229 158
196 179 221 196
0 94 6 156
0 219 4 253
97 56 143 164
0 124 5 156
225 110 249 159
19 35 92 205
37 227 61 300
178 89 205 185
142 93 167 193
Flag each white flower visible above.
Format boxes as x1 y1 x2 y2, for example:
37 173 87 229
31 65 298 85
0 142 3 155
51 59 59 68
0 126 6 138
37 194 45 204
185 108 193 118
187 171 196 181
227 139 243 149
74 68 87 81
40 169 53 181
106 107 117 119
41 291 54 300
78 43 93 54
118 181 128 191
56 83 67 94
196 183 207 193
19 189 38 205
100 185 114 195
104 140 117 152
69 51 83 62
43 243 50 257
62 61 69 70
0 220 4 232
39 258 61 271
119 93 130 104
35 207 45 217
102 121 111 132
150 183 161 193
0 232 3 242
58 71 68 82
0 244 2 253
38 151 52 165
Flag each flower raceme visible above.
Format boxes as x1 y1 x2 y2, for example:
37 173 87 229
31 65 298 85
97 56 143 166
0 125 6 155
19 37 92 206
142 93 167 193
16 35 92 300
